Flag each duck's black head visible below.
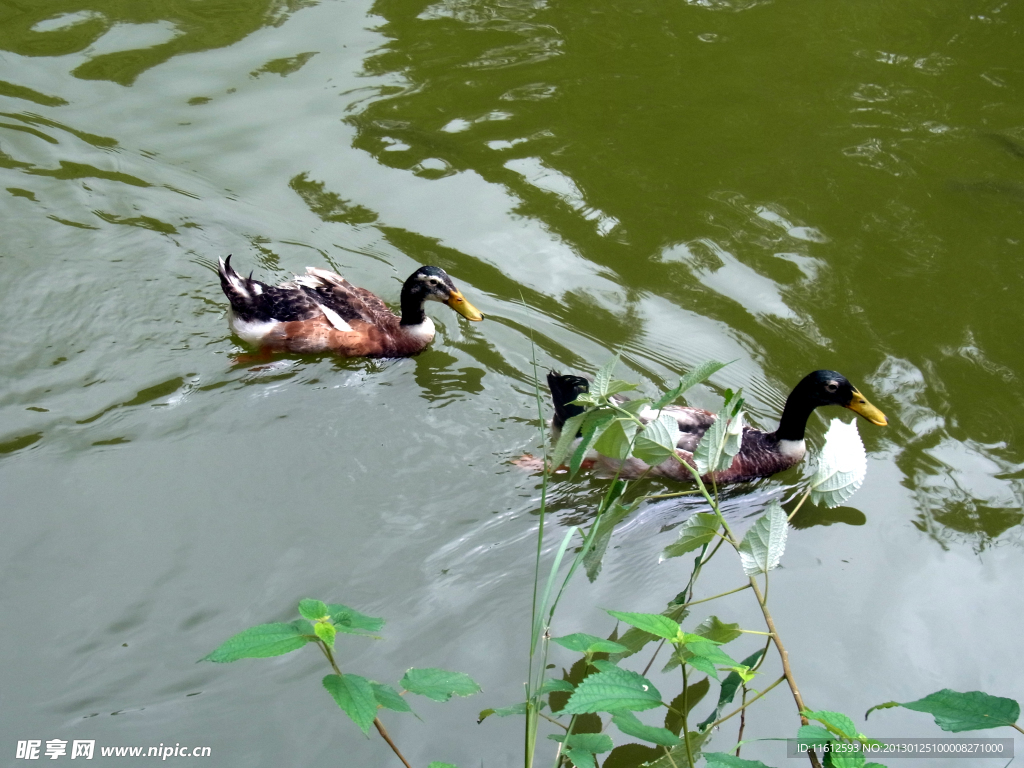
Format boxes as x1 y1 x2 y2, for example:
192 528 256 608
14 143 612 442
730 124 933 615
400 266 484 325
547 371 590 430
776 370 887 440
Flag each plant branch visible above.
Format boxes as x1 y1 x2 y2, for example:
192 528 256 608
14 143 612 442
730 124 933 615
681 583 751 608
712 675 785 728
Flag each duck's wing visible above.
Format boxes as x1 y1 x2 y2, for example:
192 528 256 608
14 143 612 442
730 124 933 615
284 267 395 325
220 256 323 323
637 404 717 454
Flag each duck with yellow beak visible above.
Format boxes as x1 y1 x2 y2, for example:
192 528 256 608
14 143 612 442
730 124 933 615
218 258 483 358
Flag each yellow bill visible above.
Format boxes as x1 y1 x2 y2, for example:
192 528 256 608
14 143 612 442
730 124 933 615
846 388 887 426
447 290 484 321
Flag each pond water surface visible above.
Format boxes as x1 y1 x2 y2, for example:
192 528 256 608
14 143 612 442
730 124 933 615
1 0 1022 765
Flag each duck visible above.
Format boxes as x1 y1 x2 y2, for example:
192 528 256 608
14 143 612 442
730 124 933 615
217 256 483 357
547 369 887 484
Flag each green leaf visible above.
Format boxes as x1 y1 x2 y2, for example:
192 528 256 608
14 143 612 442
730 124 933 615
298 599 329 621
661 513 720 560
323 674 378 734
548 733 614 752
703 753 776 768
327 603 385 634
477 702 527 722
633 413 682 465
606 610 680 640
738 501 788 576
863 701 900 720
611 602 688 660
652 361 730 410
552 633 629 655
427 763 459 768
665 677 710 735
642 730 709 768
371 682 412 713
809 418 867 508
617 397 652 416
605 379 640 397
201 621 312 662
593 419 638 461
564 748 596 768
694 392 744 475
570 411 617 477
592 356 620 399
551 411 588 471
804 709 859 740
540 678 577 694
610 710 681 747
401 668 481 702
694 616 741 645
602 743 663 768
584 498 640 582
897 689 1020 732
696 648 765 730
314 621 336 648
795 724 833 746
561 666 662 714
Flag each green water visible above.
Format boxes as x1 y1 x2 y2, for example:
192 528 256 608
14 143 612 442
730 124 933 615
1 0 1021 764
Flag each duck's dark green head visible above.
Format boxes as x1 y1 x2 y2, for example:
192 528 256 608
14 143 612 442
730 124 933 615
548 371 590 430
796 370 888 426
401 266 484 323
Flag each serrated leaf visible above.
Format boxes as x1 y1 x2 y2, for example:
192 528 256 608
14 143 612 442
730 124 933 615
664 678 710 736
696 648 765 730
611 602 688 660
371 682 412 713
327 603 384 634
548 733 614 752
738 501 788 576
602 743 663 768
564 748 596 768
605 379 640 397
540 678 576 694
201 621 312 662
551 411 589 471
477 702 527 722
569 412 615 477
561 666 662 714
809 418 868 508
694 392 744 475
606 610 680 640
662 513 721 560
593 419 637 461
323 674 378 734
552 633 628 655
401 668 481 702
611 710 681 747
618 397 652 416
703 753 775 768
897 689 1020 732
642 730 708 768
652 361 730 410
694 616 741 645
314 621 336 648
796 724 833 746
804 709 859 740
298 599 329 621
633 413 682 465
584 498 640 582
593 356 620 399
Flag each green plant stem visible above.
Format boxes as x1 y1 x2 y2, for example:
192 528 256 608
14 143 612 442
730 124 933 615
681 583 751 608
745 579 822 768
712 675 785 728
1012 724 1024 736
787 489 812 522
319 642 413 768
680 662 696 768
646 489 702 499
736 684 748 757
642 638 666 677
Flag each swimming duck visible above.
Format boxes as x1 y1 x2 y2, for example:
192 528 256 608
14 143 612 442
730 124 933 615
217 256 483 357
547 369 887 484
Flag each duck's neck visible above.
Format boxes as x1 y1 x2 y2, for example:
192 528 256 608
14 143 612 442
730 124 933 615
399 285 426 326
774 386 817 441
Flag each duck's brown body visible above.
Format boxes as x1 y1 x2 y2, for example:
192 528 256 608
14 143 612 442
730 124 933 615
218 257 482 358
